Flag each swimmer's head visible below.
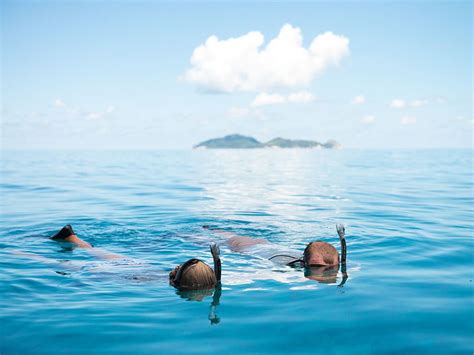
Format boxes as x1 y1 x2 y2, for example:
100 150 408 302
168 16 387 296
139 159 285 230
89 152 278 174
169 259 217 291
303 241 339 266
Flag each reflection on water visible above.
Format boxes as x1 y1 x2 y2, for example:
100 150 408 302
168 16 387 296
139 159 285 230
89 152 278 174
176 284 222 325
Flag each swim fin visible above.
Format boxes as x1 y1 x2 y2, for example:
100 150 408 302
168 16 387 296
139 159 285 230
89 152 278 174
50 225 74 240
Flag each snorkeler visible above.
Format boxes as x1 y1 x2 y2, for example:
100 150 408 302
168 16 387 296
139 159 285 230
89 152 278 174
169 243 221 291
50 224 222 291
203 224 348 286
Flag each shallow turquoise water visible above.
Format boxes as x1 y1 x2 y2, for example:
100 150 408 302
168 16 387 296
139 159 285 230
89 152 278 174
1 149 473 354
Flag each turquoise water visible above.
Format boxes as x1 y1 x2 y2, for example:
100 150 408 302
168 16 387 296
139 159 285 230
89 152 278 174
1 149 473 354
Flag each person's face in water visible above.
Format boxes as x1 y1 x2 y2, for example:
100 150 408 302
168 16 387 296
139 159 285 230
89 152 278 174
303 241 339 266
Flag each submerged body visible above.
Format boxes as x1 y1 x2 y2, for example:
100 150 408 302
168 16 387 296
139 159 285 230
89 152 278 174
49 225 221 291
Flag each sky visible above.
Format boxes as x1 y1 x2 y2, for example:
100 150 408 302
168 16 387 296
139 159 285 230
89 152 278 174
1 1 472 149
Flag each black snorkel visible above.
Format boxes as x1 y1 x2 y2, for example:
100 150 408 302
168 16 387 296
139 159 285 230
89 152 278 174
336 223 348 287
210 243 221 284
337 224 347 265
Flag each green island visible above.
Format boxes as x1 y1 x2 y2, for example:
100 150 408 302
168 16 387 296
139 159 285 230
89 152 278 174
194 134 341 149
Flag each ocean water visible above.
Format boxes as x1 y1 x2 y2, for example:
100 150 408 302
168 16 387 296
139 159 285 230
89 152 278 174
0 149 472 354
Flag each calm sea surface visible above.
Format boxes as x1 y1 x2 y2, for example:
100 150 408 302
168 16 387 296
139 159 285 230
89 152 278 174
1 149 473 354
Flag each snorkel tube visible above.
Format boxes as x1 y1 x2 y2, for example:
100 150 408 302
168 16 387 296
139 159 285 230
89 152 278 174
336 224 347 265
210 243 221 284
336 224 348 287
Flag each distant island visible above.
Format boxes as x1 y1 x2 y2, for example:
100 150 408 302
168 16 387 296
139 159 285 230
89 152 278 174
194 134 341 149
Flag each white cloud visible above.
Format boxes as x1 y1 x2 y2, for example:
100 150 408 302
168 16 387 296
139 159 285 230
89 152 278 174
54 98 66 108
391 98 430 108
183 24 350 93
252 93 286 106
86 112 103 120
401 116 417 125
85 106 116 121
251 91 315 106
351 95 365 104
410 99 428 107
390 99 406 109
287 91 315 103
361 115 375 124
53 98 115 121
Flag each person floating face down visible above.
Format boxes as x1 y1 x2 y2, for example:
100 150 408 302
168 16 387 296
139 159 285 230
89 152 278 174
284 224 348 285
169 244 223 324
203 224 348 286
169 243 222 291
49 225 223 323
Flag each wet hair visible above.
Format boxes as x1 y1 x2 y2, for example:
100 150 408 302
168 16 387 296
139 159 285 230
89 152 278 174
169 259 217 291
303 241 339 266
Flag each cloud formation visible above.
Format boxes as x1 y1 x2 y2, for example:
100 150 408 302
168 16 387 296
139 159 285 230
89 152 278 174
361 115 375 124
251 91 315 106
390 99 406 109
53 98 115 120
54 98 66 108
352 95 366 104
390 98 430 109
184 24 350 93
410 99 428 107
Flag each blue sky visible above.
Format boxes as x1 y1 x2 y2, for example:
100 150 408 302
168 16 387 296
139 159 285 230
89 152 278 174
1 1 472 149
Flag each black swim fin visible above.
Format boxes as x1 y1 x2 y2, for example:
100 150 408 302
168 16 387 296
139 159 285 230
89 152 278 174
50 225 75 240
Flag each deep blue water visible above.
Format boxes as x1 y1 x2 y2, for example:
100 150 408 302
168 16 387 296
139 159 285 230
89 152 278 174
1 149 473 354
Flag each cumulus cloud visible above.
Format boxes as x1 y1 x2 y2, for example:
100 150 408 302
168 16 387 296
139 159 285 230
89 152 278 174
54 98 66 108
53 98 115 120
401 116 417 125
251 91 315 106
183 24 350 93
410 99 428 107
85 106 116 121
390 99 406 109
288 91 315 103
391 98 430 109
361 115 375 124
352 95 366 105
252 93 286 106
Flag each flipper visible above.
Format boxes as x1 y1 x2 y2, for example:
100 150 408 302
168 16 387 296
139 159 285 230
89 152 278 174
50 225 75 240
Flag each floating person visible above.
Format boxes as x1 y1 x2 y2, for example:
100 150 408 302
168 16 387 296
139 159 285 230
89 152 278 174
50 224 222 291
203 223 348 286
49 224 224 324
169 243 221 291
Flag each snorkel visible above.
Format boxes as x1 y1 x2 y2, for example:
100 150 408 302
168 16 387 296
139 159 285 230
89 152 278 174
336 223 348 287
272 224 348 276
336 224 347 265
210 243 221 284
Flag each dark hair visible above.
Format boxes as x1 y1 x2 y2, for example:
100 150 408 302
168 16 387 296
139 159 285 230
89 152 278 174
169 259 217 290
